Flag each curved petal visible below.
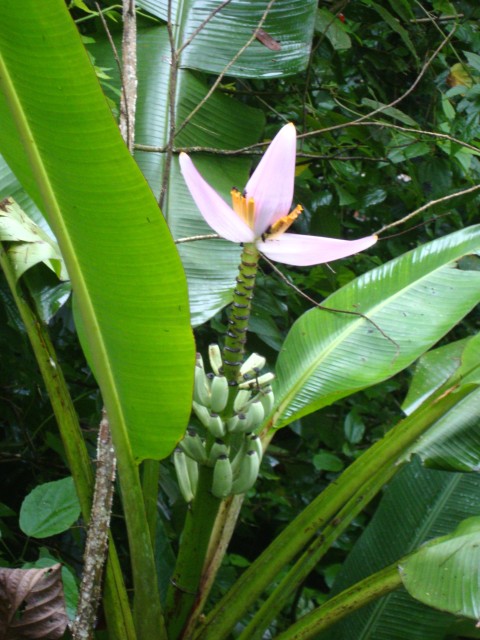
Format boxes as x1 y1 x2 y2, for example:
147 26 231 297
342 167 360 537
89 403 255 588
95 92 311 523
257 233 378 266
245 123 297 236
179 153 255 243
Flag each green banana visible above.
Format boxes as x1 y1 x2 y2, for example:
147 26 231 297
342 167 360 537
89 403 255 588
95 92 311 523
193 401 211 428
238 372 275 390
244 399 265 432
259 386 275 415
207 412 226 438
239 353 266 378
248 434 263 461
208 438 229 465
185 455 199 495
208 343 223 376
210 375 229 413
211 454 233 498
233 389 252 413
179 429 208 464
173 448 195 503
231 449 260 495
194 353 211 406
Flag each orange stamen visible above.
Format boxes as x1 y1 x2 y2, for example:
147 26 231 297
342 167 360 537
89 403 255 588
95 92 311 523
267 205 303 238
231 188 255 229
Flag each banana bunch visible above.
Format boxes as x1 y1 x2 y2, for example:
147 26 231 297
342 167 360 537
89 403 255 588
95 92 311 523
173 346 275 503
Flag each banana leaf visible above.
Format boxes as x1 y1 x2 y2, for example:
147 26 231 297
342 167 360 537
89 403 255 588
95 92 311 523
273 226 480 428
0 0 195 462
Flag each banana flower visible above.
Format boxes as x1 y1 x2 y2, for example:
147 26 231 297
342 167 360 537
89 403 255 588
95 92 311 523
179 123 377 266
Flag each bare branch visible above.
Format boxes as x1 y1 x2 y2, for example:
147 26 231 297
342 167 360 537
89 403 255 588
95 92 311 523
174 0 278 137
120 0 137 152
175 233 220 244
376 183 480 234
72 411 116 640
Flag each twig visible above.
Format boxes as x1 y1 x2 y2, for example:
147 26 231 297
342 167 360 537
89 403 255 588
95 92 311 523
158 0 178 211
174 0 277 137
177 0 234 55
261 255 399 353
299 29 455 142
120 0 137 152
175 233 220 244
376 183 480 234
72 411 116 640
410 14 463 23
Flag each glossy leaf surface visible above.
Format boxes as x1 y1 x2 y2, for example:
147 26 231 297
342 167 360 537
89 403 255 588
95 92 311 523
0 0 195 461
273 226 480 428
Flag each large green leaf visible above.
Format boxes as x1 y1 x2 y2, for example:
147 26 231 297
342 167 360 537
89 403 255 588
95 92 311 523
400 517 480 624
324 461 480 640
137 0 317 78
273 226 480 428
0 0 195 461
91 24 265 325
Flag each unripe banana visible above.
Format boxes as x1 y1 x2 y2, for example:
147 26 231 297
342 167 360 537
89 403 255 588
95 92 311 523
231 437 248 475
173 448 195 503
211 454 233 498
240 353 266 378
259 386 275 415
244 399 265 432
210 375 229 413
194 354 211 406
226 414 239 433
231 450 260 495
208 344 223 376
208 438 229 465
233 389 252 413
248 433 263 461
192 401 211 428
207 412 226 438
239 372 275 390
185 455 199 495
179 429 208 464
228 411 249 434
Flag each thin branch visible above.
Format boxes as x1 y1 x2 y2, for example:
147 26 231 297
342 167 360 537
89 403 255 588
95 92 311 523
120 0 137 152
261 255 399 353
175 233 220 244
410 14 463 23
298 29 455 142
376 183 480 234
177 0 234 55
174 0 277 137
158 0 178 210
72 411 116 640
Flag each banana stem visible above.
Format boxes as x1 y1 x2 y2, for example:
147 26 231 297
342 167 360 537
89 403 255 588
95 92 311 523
222 242 260 385
165 465 221 639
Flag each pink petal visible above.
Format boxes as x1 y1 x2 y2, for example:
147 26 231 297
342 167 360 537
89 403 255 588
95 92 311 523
257 233 378 266
179 153 255 243
245 123 297 236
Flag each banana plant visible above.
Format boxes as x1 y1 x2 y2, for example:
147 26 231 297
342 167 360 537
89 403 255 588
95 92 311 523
2 2 480 640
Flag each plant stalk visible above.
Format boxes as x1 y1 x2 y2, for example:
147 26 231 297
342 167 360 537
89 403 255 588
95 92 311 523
0 239 136 640
273 563 402 640
195 383 474 640
165 465 221 639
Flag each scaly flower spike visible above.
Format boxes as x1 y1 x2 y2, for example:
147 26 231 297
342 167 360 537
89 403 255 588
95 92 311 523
180 123 378 381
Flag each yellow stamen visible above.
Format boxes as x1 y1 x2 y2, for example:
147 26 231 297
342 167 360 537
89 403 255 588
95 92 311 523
231 188 255 229
267 205 303 238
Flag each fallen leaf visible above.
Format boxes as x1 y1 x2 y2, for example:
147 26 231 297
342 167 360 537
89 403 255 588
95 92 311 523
0 564 68 639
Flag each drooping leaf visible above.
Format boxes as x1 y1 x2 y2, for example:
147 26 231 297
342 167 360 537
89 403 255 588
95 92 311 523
400 517 480 623
0 199 67 280
325 461 480 640
19 477 80 539
273 226 480 428
0 564 68 639
0 0 195 461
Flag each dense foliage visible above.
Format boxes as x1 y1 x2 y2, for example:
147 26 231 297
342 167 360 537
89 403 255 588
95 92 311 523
1 1 480 639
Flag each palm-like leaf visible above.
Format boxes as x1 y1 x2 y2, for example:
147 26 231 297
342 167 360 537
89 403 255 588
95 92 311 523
273 226 480 428
0 0 194 461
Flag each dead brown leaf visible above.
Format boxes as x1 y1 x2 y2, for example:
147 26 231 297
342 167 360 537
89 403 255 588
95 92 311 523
0 564 68 639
